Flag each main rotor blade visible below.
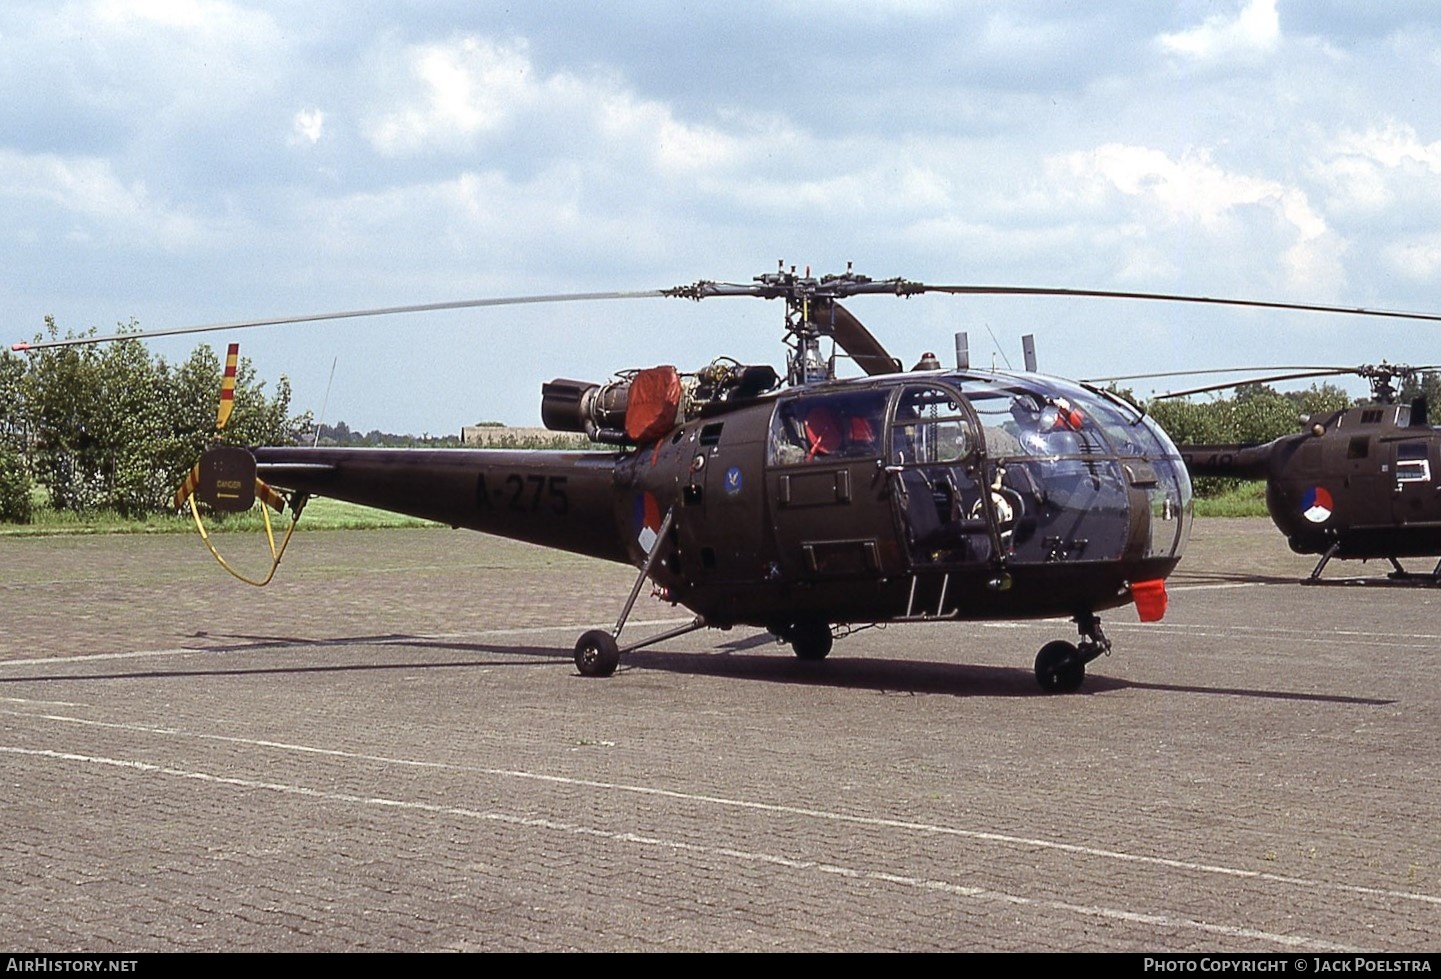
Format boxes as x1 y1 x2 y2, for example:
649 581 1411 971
21 269 1441 354
914 284 1441 324
12 289 668 351
816 299 899 376
1147 362 1441 400
1155 369 1360 400
1085 365 1345 385
675 275 1441 325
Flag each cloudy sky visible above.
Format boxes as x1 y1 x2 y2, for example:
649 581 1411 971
4 0 1441 432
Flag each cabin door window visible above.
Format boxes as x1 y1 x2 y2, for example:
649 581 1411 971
1396 441 1431 487
889 385 990 567
1393 440 1435 525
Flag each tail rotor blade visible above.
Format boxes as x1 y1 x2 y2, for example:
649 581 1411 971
174 461 285 514
175 344 288 514
255 479 286 514
173 462 202 509
215 342 239 433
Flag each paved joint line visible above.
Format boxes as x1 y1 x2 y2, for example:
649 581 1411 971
7 709 1439 916
0 744 1364 953
0 617 693 669
5 616 1435 671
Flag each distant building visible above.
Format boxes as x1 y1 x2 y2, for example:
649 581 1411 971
460 426 591 449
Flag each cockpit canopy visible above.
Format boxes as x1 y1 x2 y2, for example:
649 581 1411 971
766 370 1193 565
768 370 1184 467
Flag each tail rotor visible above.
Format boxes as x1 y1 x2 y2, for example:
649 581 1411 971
173 342 301 587
172 343 284 514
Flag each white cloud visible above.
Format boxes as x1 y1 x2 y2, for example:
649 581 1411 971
292 108 325 145
0 149 199 247
92 0 228 29
1307 124 1441 283
1336 122 1441 172
363 34 763 181
591 90 745 177
290 166 662 285
22 0 289 133
1311 122 1441 219
1056 145 1275 225
1382 234 1441 281
81 0 281 64
365 37 538 155
1049 144 1342 292
1159 0 1279 61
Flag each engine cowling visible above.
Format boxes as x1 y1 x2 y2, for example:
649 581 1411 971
542 361 779 445
541 377 631 443
542 368 682 445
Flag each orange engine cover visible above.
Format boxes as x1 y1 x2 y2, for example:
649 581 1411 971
625 366 682 443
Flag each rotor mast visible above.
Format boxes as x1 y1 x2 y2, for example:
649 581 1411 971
665 261 922 386
1359 363 1415 405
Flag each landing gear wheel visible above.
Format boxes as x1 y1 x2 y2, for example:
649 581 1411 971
787 619 833 661
574 629 620 677
1035 640 1084 693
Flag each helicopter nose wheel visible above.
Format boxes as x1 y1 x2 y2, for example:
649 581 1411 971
1034 612 1111 693
1035 641 1085 693
574 629 621 678
774 618 834 660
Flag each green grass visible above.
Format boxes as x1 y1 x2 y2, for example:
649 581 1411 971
0 496 439 537
1193 481 1268 518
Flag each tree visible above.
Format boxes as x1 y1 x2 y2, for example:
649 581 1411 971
1146 383 1351 498
0 350 31 521
0 349 25 452
96 333 170 516
16 320 309 517
23 318 111 511
1399 371 1441 421
1288 382 1354 418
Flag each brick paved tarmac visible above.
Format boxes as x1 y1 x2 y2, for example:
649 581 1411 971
1 519 1438 951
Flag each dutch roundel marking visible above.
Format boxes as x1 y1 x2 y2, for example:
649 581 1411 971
1301 485 1334 524
634 491 662 552
725 465 744 495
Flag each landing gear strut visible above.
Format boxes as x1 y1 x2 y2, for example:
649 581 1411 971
1034 612 1111 693
1385 556 1441 584
1305 541 1341 582
1305 543 1441 586
572 507 707 677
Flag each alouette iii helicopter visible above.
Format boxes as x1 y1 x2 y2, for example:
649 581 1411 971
1133 362 1441 584
17 265 1441 690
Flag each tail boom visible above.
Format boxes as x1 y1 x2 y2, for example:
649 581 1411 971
1176 443 1277 480
251 446 630 563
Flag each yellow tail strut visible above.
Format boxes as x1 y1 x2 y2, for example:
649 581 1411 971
186 482 304 587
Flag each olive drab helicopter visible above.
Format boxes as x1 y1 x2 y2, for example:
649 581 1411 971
16 265 1441 691
1137 363 1441 584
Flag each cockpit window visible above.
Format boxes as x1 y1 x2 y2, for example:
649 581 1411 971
1397 441 1431 484
1079 391 1175 458
769 390 888 466
891 385 975 465
959 379 1106 459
